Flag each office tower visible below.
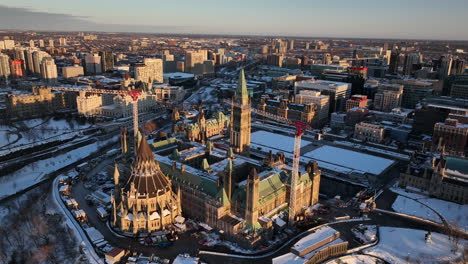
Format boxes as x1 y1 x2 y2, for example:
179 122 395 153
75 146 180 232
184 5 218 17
373 84 404 112
85 54 102 74
32 51 50 74
403 52 422 76
438 55 453 78
261 45 269 54
230 69 251 155
295 80 351 112
143 58 163 83
295 90 330 126
39 39 45 48
29 40 35 48
266 54 284 67
99 51 114 72
323 53 332 65
62 65 84 78
163 54 176 73
451 58 465 75
394 79 434 108
185 51 204 73
0 54 11 79
59 37 67 46
389 50 400 74
288 39 295 50
383 43 389 51
346 95 368 111
40 57 58 82
48 39 54 48
305 42 310 50
10 60 24 78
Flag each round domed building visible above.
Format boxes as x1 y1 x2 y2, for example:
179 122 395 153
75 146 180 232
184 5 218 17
111 136 181 234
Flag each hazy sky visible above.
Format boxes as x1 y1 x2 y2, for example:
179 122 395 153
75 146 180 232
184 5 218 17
1 0 467 40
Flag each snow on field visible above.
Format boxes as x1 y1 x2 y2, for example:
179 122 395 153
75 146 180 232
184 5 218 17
391 187 468 231
364 227 466 264
184 86 218 104
0 130 18 148
251 130 312 153
303 145 394 175
324 255 381 264
0 137 118 200
392 196 442 223
351 224 377 244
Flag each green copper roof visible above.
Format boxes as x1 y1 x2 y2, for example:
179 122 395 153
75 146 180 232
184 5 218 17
151 137 177 151
202 158 211 171
235 69 249 105
216 188 230 206
445 156 468 175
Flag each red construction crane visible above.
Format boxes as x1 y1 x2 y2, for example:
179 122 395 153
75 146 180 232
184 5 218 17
224 99 310 226
51 86 142 138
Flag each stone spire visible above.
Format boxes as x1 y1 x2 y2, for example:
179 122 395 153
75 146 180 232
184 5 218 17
245 167 259 226
223 159 233 201
235 68 249 105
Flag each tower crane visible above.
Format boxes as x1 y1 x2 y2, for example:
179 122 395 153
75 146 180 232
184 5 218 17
224 99 310 226
50 86 142 138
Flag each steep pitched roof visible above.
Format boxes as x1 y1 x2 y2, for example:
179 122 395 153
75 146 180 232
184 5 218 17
235 69 249 105
136 136 155 163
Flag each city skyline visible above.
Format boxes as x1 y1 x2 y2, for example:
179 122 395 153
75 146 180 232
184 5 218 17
0 0 468 40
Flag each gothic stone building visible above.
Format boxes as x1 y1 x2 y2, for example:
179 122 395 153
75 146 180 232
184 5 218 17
399 154 468 204
111 136 182 234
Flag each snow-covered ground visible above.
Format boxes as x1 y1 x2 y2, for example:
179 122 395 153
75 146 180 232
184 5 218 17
364 227 466 264
351 224 377 244
391 187 468 231
324 255 381 264
0 136 118 200
0 118 93 151
184 86 218 104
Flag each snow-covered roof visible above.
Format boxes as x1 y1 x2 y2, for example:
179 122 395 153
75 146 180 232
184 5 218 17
303 145 394 175
292 226 339 253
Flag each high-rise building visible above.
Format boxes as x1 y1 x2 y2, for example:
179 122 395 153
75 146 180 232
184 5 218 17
29 40 35 48
451 58 465 75
40 57 58 82
144 58 163 83
10 60 24 78
393 79 434 108
288 39 295 50
403 52 422 76
438 55 453 78
38 39 45 48
373 84 404 112
295 90 330 126
48 39 54 48
85 54 102 74
0 53 11 79
32 51 51 74
294 79 351 112
266 54 283 67
99 51 114 72
24 48 36 73
59 37 67 46
305 42 310 50
185 51 204 73
323 53 332 65
389 50 400 74
230 69 251 155
163 54 176 73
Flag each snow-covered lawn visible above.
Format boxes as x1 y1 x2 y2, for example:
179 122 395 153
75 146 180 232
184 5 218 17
364 227 466 264
391 187 468 232
324 254 381 264
184 86 218 104
0 137 118 199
